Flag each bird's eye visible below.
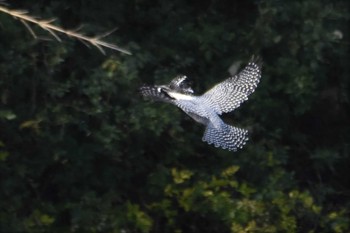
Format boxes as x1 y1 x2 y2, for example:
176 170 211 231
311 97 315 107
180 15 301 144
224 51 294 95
157 87 162 92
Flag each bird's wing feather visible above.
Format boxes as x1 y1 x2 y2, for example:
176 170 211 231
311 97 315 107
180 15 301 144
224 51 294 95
199 56 262 114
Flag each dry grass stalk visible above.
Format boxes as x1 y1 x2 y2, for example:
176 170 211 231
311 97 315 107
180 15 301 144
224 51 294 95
0 5 131 55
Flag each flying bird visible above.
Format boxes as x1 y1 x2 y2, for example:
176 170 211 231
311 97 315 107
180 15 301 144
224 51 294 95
140 56 262 151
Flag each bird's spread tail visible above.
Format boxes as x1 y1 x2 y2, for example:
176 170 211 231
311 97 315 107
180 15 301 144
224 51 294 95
202 123 248 151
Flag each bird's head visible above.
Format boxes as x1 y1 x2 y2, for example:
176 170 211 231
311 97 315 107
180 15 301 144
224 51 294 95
152 75 194 101
168 75 194 95
140 75 194 102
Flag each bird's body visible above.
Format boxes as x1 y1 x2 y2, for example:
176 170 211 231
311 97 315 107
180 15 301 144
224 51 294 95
140 56 262 151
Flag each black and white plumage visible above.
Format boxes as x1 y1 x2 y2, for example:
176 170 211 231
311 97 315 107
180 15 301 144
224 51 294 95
140 56 262 151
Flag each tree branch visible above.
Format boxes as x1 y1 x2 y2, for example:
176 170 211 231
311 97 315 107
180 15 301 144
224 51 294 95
0 5 131 55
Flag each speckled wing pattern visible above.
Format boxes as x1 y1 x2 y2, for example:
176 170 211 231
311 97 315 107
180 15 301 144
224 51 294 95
199 56 262 115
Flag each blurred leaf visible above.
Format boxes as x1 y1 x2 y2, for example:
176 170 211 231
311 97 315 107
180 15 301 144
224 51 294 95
0 110 16 120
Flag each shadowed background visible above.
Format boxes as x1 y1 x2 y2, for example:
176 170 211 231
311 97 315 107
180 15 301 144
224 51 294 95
0 0 349 232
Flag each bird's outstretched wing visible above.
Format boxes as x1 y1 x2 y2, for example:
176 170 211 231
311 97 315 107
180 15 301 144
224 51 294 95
199 56 262 114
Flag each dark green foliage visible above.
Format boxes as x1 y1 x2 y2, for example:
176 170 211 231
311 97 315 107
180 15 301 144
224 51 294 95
1 0 349 232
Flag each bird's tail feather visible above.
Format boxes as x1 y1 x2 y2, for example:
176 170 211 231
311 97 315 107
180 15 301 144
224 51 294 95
202 123 248 151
